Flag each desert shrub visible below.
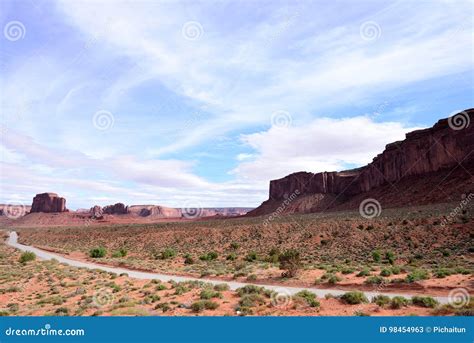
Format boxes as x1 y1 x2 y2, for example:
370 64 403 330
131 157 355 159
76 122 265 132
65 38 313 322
200 251 218 261
293 290 319 307
385 251 396 264
112 248 127 258
380 268 392 277
365 276 385 284
191 300 219 312
19 251 36 263
266 248 280 263
155 284 167 291
433 268 452 278
154 302 170 312
7 303 19 313
405 269 430 283
357 268 371 277
183 254 194 264
236 285 265 297
372 295 390 307
230 242 240 250
200 289 222 300
89 247 107 258
174 285 189 295
159 248 176 260
341 267 355 274
226 253 237 261
340 291 368 305
239 294 265 307
245 251 258 262
214 284 230 292
390 296 409 309
391 266 401 275
321 272 341 284
411 296 438 308
278 249 301 277
246 274 257 281
372 250 382 262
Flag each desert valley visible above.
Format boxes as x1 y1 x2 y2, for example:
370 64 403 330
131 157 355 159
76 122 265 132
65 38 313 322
0 110 472 317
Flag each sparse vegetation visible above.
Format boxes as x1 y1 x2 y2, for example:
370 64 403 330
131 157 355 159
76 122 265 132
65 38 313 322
89 247 107 258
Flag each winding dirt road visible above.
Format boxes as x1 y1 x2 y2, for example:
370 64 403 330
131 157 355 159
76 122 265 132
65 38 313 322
6 231 450 303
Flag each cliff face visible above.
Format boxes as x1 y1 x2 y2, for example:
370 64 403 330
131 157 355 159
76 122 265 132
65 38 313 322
30 193 67 213
256 109 474 214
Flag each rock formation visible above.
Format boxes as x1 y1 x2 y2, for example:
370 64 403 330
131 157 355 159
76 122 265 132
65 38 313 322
90 205 104 219
102 203 128 215
251 109 474 215
30 193 67 213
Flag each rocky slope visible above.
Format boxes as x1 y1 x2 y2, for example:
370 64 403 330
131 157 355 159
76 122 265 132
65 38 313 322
249 109 474 216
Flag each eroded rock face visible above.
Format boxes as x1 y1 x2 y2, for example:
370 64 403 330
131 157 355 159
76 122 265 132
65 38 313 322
266 109 474 201
102 203 128 215
90 205 103 219
30 193 67 213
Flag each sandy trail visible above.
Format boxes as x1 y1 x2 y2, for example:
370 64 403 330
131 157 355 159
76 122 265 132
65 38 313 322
7 231 450 304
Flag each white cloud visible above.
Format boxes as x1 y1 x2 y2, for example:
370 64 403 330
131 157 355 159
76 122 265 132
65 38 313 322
233 116 421 181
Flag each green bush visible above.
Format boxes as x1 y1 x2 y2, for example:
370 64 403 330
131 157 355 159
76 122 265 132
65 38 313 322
294 290 319 307
19 251 36 263
278 249 301 278
245 251 258 262
372 295 390 307
390 296 409 309
226 253 237 261
89 247 106 258
236 285 266 297
230 242 240 250
340 291 368 305
357 268 371 277
405 269 430 283
112 248 127 258
214 284 230 292
54 307 69 316
411 296 438 308
183 254 194 264
391 266 401 275
200 289 222 300
380 268 392 277
200 251 218 261
191 300 219 312
372 250 381 262
385 251 396 265
159 248 176 260
321 272 341 284
239 293 265 307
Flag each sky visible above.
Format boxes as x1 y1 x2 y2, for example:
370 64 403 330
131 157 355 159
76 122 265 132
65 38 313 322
0 0 473 210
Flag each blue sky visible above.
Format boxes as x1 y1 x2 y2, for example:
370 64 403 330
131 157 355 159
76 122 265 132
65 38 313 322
0 0 473 209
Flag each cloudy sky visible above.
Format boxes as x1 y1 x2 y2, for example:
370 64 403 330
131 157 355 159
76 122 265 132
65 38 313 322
0 0 472 209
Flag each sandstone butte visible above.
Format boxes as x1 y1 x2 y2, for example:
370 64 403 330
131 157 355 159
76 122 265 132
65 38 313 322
30 192 67 213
